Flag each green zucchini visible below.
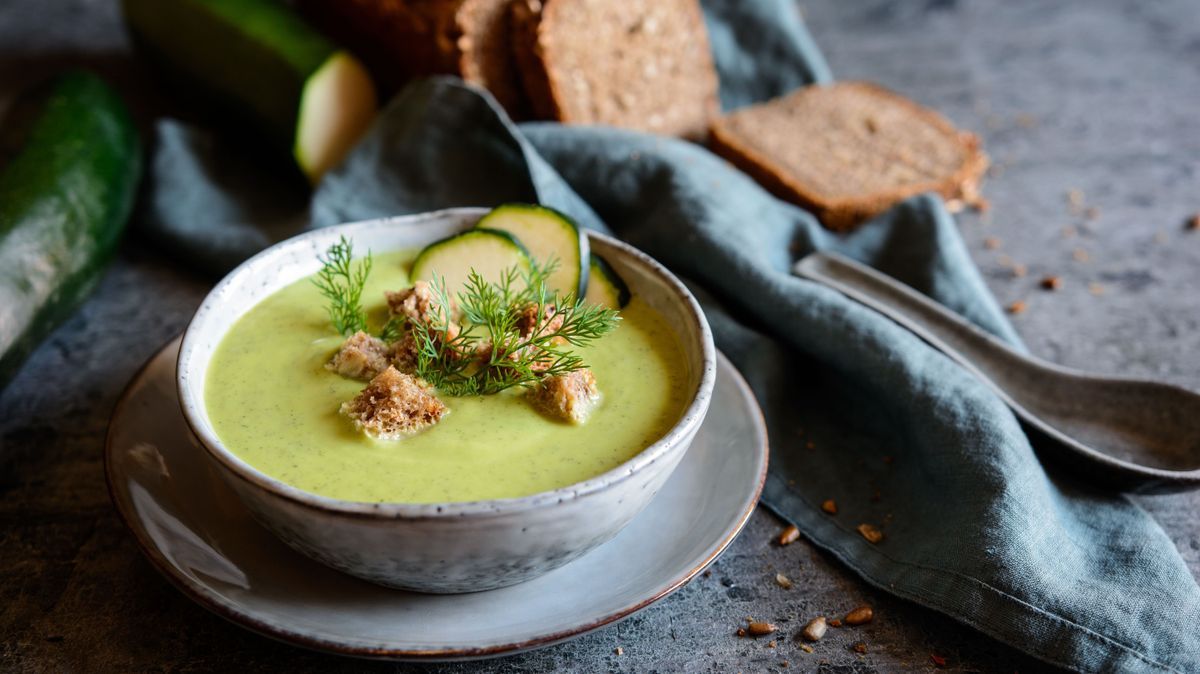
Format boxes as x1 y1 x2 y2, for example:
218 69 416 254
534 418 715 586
474 204 589 299
122 0 377 182
584 254 631 309
0 72 142 388
410 229 532 299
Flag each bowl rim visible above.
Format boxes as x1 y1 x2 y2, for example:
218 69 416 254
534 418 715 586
176 207 716 520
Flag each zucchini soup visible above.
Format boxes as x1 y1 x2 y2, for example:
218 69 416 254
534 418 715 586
204 249 691 504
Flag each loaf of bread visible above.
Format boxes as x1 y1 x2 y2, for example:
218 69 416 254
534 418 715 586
709 82 989 230
296 0 527 117
511 0 720 140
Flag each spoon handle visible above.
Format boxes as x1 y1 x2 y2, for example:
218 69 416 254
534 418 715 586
793 252 1032 386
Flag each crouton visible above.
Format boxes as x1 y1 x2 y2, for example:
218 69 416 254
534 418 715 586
326 331 391 381
390 332 421 374
515 303 565 339
529 368 600 424
339 366 447 439
386 281 458 326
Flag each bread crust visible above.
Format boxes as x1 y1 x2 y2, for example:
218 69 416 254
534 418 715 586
709 81 988 231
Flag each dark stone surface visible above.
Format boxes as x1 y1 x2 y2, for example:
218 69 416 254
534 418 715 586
2 0 1198 671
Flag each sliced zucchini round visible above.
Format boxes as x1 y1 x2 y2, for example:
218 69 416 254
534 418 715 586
474 203 588 299
584 254 631 309
410 229 531 299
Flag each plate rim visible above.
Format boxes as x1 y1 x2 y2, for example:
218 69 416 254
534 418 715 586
104 335 769 661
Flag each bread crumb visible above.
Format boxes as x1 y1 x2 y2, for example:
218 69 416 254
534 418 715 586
615 647 623 656
778 525 800 546
1040 276 1062 291
748 622 778 637
821 499 838 515
801 616 827 642
340 367 447 439
775 573 793 589
1012 264 1028 278
1007 300 1027 315
1186 213 1200 231
844 605 874 626
983 237 1002 250
1067 188 1085 214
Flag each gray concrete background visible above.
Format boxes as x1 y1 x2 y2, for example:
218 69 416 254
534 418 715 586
2 0 1198 671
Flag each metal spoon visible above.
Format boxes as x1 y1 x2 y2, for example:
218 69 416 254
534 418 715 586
794 252 1200 494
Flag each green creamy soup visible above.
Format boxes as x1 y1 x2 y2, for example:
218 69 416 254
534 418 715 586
205 250 690 503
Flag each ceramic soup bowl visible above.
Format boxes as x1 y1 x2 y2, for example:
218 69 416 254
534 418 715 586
176 208 716 593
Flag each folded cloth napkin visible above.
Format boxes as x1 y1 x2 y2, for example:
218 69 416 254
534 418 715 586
139 1 1200 670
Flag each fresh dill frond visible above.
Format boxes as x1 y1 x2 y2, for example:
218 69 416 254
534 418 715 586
313 236 372 336
412 264 620 396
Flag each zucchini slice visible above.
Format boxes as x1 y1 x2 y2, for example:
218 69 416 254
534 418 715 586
584 254 632 309
122 0 378 183
410 229 532 299
474 204 588 299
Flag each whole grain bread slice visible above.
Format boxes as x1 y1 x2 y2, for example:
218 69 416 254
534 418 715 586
511 0 719 140
709 82 989 230
296 0 527 118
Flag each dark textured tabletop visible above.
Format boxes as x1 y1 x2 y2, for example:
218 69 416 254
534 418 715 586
3 1 1199 671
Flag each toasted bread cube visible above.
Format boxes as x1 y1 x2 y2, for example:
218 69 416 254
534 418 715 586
385 280 458 326
515 303 565 339
340 366 447 439
529 369 600 424
326 331 391 381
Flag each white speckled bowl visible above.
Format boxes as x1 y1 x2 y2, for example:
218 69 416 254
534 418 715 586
177 208 716 593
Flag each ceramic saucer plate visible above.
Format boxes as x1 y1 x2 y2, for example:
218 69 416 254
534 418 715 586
106 337 768 661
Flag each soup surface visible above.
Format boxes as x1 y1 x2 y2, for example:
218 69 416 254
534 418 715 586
205 250 690 503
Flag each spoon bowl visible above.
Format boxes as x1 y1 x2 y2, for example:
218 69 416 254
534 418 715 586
795 252 1200 493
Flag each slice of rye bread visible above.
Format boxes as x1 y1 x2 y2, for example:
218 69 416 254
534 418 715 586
296 0 527 118
511 0 720 140
709 82 989 231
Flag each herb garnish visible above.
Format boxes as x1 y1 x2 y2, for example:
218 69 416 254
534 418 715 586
313 236 372 336
411 261 620 396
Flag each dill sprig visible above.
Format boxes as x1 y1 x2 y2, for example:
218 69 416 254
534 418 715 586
313 236 372 336
412 260 621 396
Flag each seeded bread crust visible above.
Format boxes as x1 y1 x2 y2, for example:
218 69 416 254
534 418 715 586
296 0 527 117
511 0 720 140
709 81 989 230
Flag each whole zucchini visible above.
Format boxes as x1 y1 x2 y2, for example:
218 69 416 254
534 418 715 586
0 72 142 388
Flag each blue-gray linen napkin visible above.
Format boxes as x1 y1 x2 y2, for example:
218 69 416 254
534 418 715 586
138 1 1200 671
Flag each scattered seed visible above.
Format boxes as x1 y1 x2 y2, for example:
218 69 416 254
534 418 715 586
775 573 794 589
1040 275 1062 291
615 647 623 656
1089 282 1105 296
821 499 838 515
1186 214 1200 231
844 605 874 626
930 653 948 667
801 616 828 642
1007 300 1027 315
1011 264 1027 278
828 619 843 628
748 622 778 637
983 237 1002 250
799 644 814 654
1084 206 1100 220
1067 189 1085 213
767 640 777 648
736 627 746 637
778 525 800 546
852 642 868 654
857 523 884 544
